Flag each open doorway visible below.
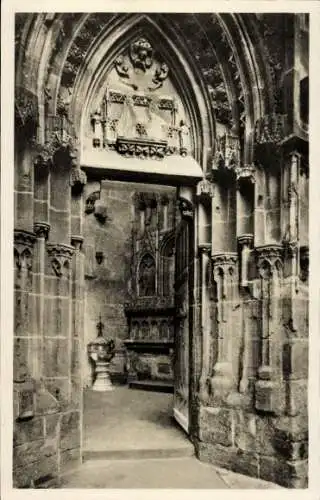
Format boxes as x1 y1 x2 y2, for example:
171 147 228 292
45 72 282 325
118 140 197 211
82 178 192 459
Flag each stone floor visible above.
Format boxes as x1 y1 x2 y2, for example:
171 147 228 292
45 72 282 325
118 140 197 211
83 386 193 459
61 386 282 489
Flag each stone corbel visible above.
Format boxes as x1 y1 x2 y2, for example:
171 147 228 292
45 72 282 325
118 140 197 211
238 234 254 288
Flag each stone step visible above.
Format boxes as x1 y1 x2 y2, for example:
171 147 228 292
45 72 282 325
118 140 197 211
129 380 174 393
83 446 194 461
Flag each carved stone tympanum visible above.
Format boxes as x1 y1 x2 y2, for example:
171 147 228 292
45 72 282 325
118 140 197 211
88 37 192 159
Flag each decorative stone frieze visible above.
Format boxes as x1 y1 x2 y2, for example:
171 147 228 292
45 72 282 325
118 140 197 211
255 244 284 413
238 234 254 287
46 243 74 278
34 222 50 240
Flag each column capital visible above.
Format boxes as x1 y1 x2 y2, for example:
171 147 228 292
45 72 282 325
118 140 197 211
71 235 84 251
237 234 254 248
211 252 238 267
34 222 50 240
198 244 211 257
14 229 36 248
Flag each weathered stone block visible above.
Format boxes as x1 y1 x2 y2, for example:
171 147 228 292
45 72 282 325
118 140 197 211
71 338 80 375
196 440 258 478
286 379 308 417
234 411 257 452
44 338 69 377
283 340 308 380
255 379 284 414
256 416 277 457
13 438 56 469
259 456 308 488
35 387 60 416
59 447 81 474
13 416 44 446
60 410 80 451
45 378 70 404
45 413 60 439
199 407 233 447
13 454 58 488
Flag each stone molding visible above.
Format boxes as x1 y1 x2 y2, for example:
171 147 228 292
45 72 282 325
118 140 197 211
34 222 51 240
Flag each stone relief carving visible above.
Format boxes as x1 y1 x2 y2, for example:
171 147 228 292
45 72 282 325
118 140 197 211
89 36 191 159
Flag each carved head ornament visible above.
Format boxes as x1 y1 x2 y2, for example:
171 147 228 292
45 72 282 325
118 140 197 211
130 37 153 71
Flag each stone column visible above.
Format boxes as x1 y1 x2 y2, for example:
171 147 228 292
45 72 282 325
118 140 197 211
14 230 37 379
198 245 211 403
196 178 214 404
33 222 50 379
255 244 284 414
238 234 254 288
44 243 74 402
70 236 84 407
209 252 238 400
